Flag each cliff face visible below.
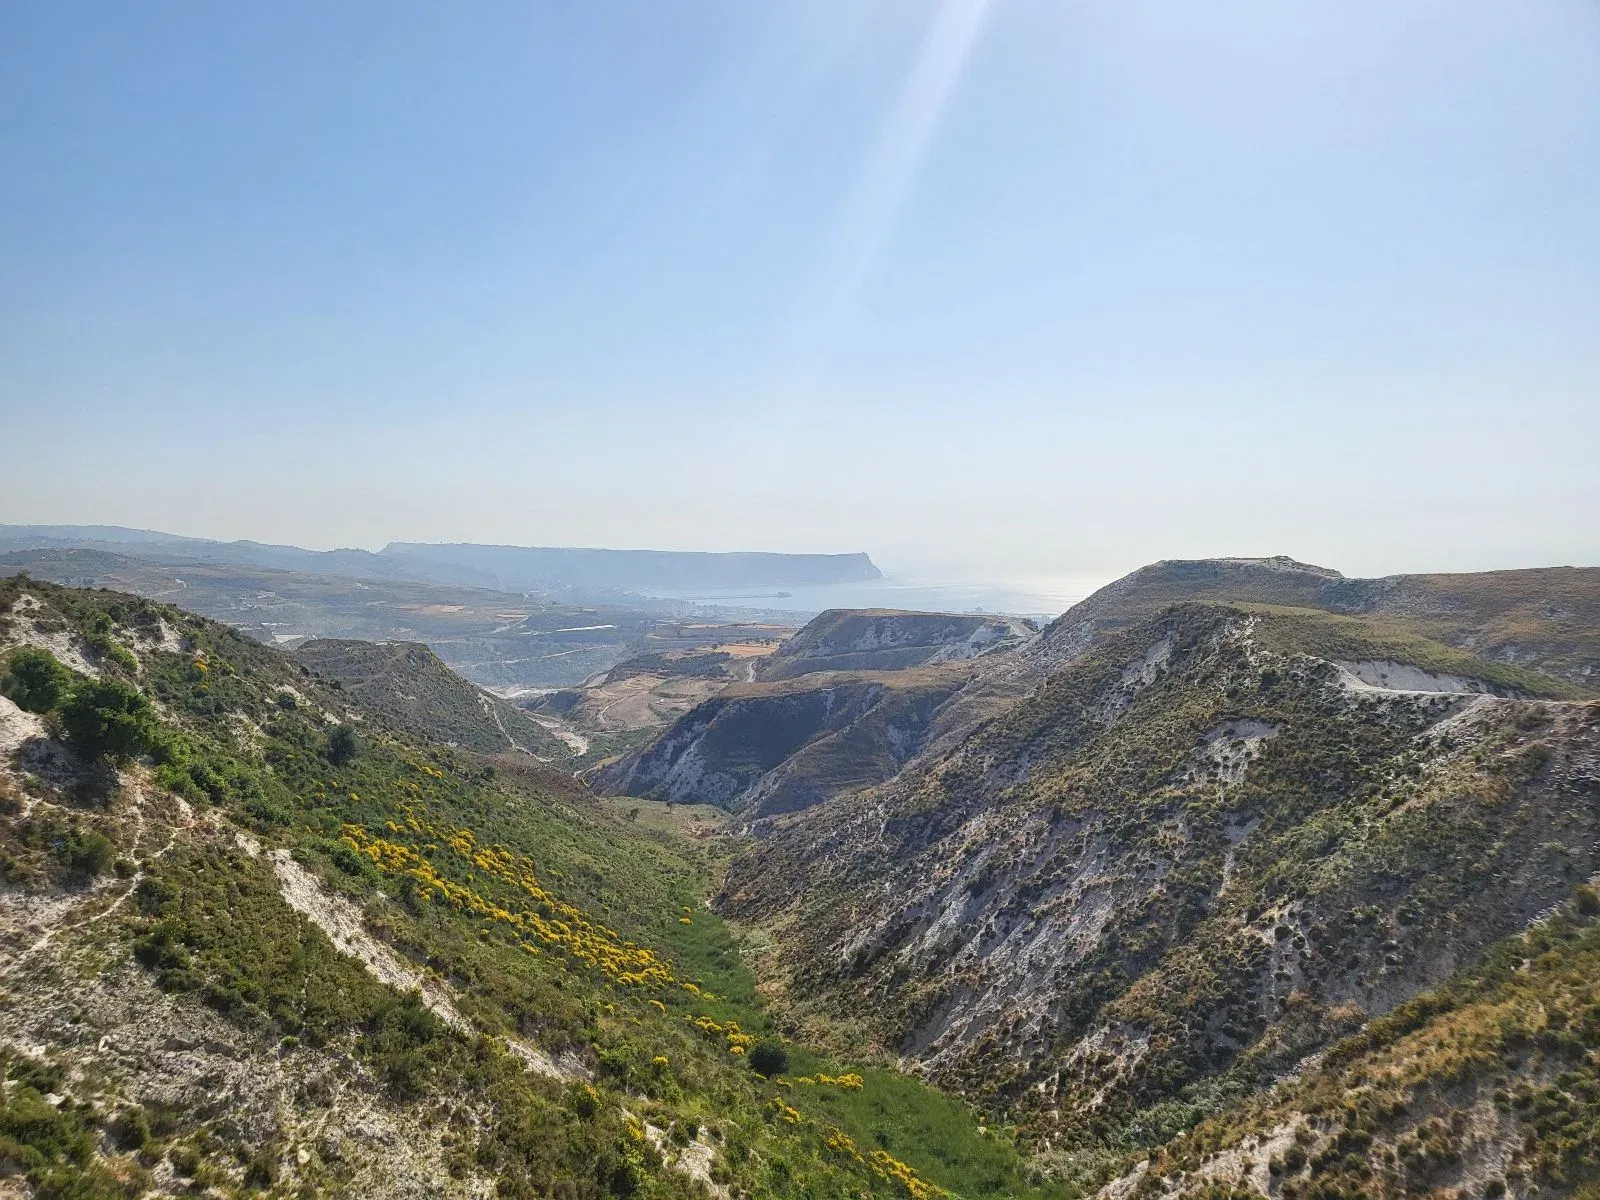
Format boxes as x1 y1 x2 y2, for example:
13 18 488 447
590 608 1036 816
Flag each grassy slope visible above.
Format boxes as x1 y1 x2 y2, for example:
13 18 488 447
0 575 1051 1200
1331 566 1600 691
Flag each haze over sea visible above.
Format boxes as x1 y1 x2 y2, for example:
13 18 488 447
638 571 1112 622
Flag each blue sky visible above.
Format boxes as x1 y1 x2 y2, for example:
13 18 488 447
1 1 1597 581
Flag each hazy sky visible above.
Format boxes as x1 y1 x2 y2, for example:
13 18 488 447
2 1 1597 582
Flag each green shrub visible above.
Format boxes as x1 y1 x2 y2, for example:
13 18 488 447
59 830 115 879
59 679 163 762
326 723 359 766
2 647 78 714
749 1038 790 1078
1575 885 1600 918
109 1107 151 1152
83 610 138 673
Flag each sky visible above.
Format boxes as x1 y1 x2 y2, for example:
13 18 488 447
1 0 1597 583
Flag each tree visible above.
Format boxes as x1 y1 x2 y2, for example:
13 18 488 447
748 1038 790 1078
59 679 162 762
326 723 359 766
2 647 78 714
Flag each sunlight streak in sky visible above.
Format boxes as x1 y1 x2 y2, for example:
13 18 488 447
806 0 994 340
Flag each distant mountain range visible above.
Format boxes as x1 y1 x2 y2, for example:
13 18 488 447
383 541 882 592
0 525 882 593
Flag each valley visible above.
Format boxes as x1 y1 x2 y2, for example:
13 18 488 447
2 554 1597 1199
11 9 1594 1198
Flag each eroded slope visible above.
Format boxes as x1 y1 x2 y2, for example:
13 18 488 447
720 606 1600 1160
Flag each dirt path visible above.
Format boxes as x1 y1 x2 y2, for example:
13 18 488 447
479 693 538 757
5 787 196 971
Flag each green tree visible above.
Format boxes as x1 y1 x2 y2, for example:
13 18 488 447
59 679 162 762
326 723 359 766
2 647 78 714
748 1038 790 1078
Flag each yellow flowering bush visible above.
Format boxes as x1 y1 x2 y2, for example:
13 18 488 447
767 1098 803 1125
825 1128 863 1162
341 807 677 990
868 1149 940 1200
684 1013 757 1055
794 1072 864 1091
822 1128 939 1197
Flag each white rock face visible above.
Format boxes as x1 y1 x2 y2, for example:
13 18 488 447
1335 659 1493 695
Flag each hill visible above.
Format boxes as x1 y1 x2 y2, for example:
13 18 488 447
758 610 1033 681
718 601 1600 1195
294 638 570 759
591 562 1598 823
527 636 790 738
0 574 1048 1200
1032 556 1600 689
592 669 971 818
7 558 1598 1198
588 609 1035 817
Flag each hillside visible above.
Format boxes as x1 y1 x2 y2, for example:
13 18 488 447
758 610 1033 681
588 609 1036 817
6 562 1598 1198
592 563 1598 824
294 638 570 759
592 670 971 819
1031 557 1600 689
529 639 787 737
0 575 1051 1200
1094 900 1600 1199
718 602 1600 1191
